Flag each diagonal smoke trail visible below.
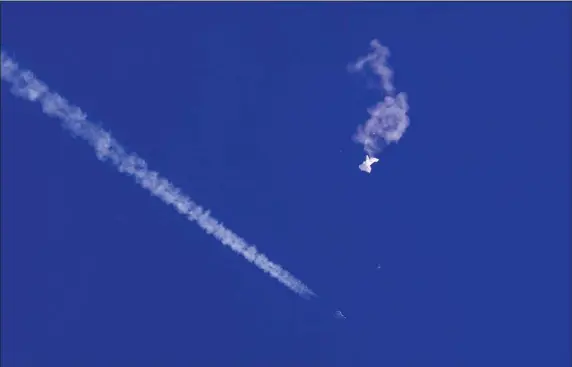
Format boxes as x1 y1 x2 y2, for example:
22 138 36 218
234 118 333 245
1 51 315 299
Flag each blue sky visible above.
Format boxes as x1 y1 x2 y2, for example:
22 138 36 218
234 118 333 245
2 3 570 366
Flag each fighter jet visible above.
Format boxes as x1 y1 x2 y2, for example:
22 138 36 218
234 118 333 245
359 155 380 173
334 310 346 319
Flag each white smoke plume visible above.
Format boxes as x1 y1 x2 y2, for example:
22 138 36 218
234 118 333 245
350 40 410 157
1 51 315 299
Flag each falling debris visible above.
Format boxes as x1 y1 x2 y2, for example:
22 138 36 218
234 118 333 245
349 40 410 172
358 155 380 174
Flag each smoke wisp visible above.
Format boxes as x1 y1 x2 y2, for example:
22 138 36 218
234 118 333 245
350 40 410 157
1 51 315 299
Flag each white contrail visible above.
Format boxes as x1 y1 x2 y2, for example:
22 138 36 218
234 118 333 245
1 51 315 299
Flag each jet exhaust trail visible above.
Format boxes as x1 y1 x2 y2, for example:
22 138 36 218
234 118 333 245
1 51 315 299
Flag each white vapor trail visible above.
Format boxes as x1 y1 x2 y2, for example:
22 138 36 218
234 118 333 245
1 51 315 299
350 40 410 157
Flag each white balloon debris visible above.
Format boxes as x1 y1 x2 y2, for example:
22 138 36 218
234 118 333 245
358 154 380 174
349 40 410 173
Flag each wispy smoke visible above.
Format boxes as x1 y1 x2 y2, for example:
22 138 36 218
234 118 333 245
1 51 315 299
349 40 410 157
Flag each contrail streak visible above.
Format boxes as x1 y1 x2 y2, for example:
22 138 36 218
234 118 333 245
1 51 315 299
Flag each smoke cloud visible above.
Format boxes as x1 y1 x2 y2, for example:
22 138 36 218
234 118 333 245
350 40 410 157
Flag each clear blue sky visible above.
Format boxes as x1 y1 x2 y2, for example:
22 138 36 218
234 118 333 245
2 3 570 366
